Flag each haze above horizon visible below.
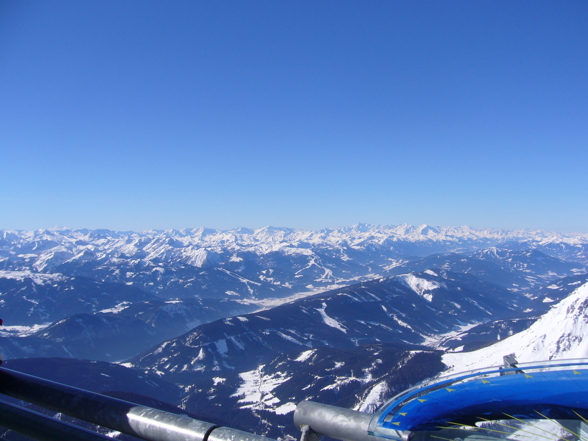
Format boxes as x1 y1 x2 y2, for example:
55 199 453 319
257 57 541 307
1 1 587 234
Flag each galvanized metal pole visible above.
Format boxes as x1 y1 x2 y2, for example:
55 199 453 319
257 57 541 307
0 368 275 441
0 398 115 441
294 400 379 441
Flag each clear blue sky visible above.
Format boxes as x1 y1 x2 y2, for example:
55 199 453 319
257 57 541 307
1 1 587 233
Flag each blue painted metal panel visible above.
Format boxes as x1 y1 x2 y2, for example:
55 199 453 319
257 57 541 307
371 361 588 435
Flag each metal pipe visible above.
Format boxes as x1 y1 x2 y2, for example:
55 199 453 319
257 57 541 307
0 368 274 441
294 400 379 441
208 426 276 441
0 398 114 441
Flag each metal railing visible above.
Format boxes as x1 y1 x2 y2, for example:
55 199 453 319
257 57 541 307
11 362 581 441
0 367 277 441
0 367 400 441
294 400 380 441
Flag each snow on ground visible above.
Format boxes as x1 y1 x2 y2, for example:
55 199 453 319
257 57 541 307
443 282 588 375
274 402 297 415
422 322 480 349
236 275 380 312
294 349 315 362
320 375 361 392
398 274 441 302
214 339 229 356
322 359 382 398
381 305 415 331
356 381 389 413
217 268 261 286
0 323 52 337
99 302 131 314
0 270 67 285
317 302 347 333
276 331 306 346
231 366 293 411
237 285 346 310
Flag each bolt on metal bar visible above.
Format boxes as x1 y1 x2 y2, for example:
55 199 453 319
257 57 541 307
0 398 115 441
0 368 275 441
294 400 379 441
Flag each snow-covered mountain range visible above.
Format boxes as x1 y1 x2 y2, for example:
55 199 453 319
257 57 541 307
1 225 588 440
1 224 586 360
2 224 586 302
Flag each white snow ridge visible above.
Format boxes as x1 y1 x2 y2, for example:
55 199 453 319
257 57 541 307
444 282 588 374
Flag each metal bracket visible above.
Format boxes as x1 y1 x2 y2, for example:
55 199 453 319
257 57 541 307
300 424 322 441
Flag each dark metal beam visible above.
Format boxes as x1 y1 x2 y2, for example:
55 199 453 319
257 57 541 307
0 398 115 441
